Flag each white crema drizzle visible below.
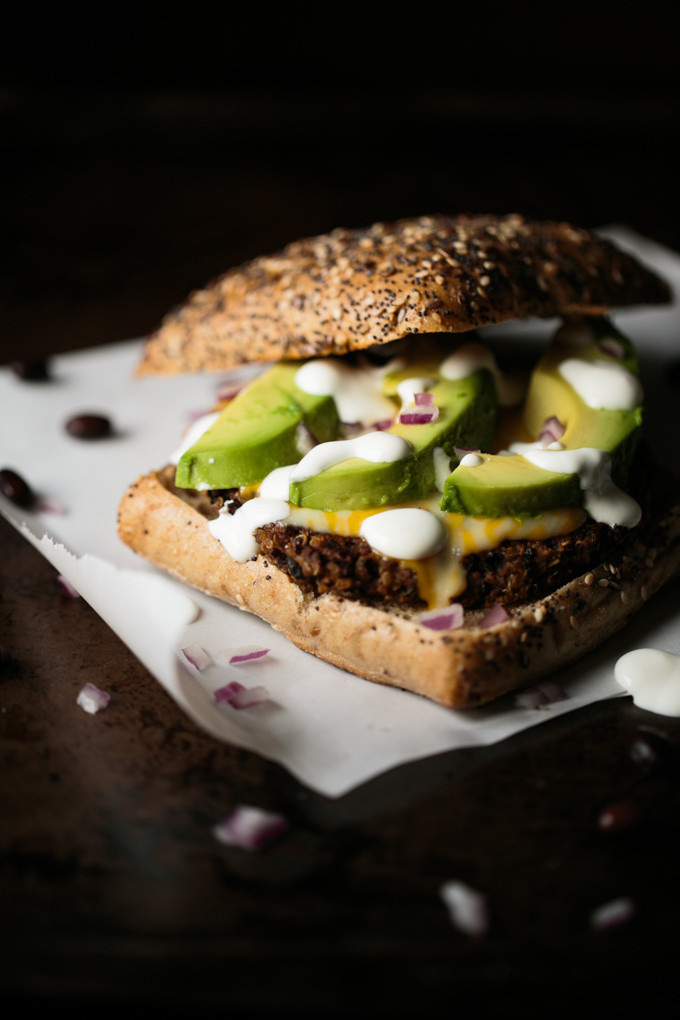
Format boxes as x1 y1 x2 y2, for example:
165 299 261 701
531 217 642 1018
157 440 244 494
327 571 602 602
396 376 436 408
169 411 220 465
290 431 412 482
294 358 396 423
558 358 643 411
200 330 643 586
519 447 641 528
208 498 290 561
440 342 524 406
359 507 446 560
615 649 680 717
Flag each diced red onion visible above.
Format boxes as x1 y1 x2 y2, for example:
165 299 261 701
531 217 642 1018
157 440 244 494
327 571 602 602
454 446 478 460
57 574 80 598
515 680 568 709
478 604 510 628
598 338 625 360
214 680 270 709
212 805 289 851
538 415 566 446
181 643 213 671
215 381 246 403
399 406 439 425
37 496 67 515
440 880 489 937
77 683 111 714
419 604 465 631
414 392 434 406
590 897 635 931
371 417 396 431
296 421 318 455
228 647 270 664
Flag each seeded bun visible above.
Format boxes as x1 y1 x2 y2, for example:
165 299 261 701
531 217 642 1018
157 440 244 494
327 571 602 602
136 214 671 376
117 469 680 708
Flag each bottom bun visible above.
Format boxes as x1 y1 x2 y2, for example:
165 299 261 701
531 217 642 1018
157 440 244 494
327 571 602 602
117 470 680 708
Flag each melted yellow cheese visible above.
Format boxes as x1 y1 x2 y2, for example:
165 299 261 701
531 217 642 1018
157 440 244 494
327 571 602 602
286 497 586 608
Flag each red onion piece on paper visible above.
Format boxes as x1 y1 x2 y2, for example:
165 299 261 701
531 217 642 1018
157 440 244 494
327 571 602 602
228 647 270 665
212 805 289 851
77 683 111 715
590 897 635 931
214 681 270 709
515 680 568 709
181 643 213 672
38 496 67 515
440 880 489 937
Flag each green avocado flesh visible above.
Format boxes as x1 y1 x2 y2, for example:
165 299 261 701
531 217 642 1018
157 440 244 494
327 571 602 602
441 453 583 517
287 368 498 511
174 362 340 489
441 320 642 517
175 322 642 521
523 320 641 483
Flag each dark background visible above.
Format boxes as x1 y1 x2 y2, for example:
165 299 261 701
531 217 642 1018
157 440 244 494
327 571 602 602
3 12 679 362
2 12 680 1018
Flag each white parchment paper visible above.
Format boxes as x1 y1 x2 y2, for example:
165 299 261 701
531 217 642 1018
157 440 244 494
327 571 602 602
2 228 679 797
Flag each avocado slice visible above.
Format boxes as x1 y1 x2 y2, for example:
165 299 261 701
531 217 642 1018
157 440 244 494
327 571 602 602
441 320 643 517
175 362 340 489
523 318 642 483
287 364 498 511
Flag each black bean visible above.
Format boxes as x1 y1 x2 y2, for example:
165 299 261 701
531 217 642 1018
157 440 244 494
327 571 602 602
10 358 50 381
0 468 35 508
65 413 113 440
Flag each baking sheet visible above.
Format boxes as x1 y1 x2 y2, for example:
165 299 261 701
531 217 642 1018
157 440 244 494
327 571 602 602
2 227 679 797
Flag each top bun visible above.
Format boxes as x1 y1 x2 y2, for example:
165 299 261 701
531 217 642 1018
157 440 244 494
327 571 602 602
136 213 671 375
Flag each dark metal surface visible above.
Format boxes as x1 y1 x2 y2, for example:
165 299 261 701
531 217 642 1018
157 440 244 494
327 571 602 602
2 41 680 1016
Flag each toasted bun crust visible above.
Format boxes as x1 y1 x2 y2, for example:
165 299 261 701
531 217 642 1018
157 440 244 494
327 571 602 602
136 214 671 376
117 470 680 708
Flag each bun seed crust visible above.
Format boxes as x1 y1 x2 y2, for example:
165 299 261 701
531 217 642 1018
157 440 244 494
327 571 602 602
137 214 671 375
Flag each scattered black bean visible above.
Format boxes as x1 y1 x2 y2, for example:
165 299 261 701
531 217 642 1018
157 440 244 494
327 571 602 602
597 799 643 833
10 357 50 381
65 413 113 440
0 468 35 508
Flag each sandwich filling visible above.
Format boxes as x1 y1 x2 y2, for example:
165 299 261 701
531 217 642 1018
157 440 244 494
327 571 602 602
169 317 644 615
